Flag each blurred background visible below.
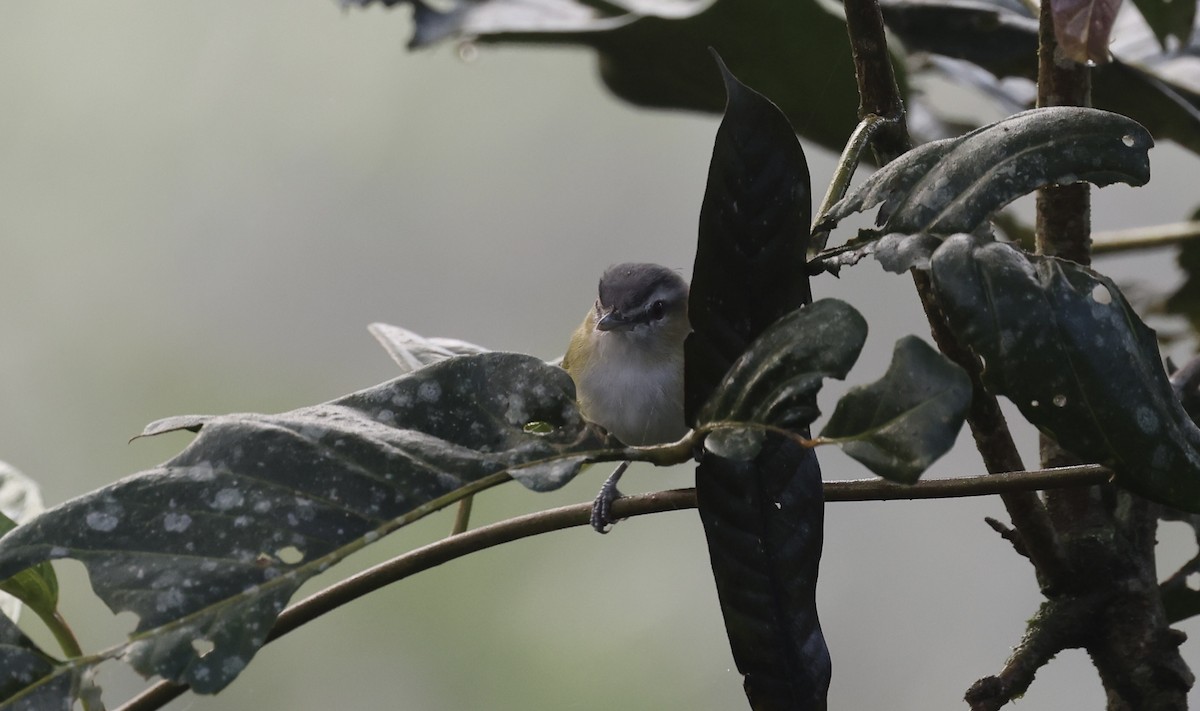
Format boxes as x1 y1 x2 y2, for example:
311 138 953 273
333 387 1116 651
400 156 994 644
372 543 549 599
1 2 1199 709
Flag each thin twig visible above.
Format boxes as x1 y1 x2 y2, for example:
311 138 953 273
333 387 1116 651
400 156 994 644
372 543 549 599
1091 221 1200 254
114 464 1108 711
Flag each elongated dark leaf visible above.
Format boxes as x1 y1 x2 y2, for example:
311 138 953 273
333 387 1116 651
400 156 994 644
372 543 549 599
699 299 868 433
0 353 610 700
819 107 1153 237
688 55 829 711
686 53 812 422
1051 0 1123 65
820 336 970 483
1130 0 1197 49
930 234 1200 510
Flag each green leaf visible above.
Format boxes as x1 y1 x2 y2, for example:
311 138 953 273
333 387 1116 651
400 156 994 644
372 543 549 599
0 353 610 701
819 107 1153 237
0 464 54 626
880 0 1200 157
930 233 1200 510
0 511 57 626
685 53 813 422
820 336 971 483
699 299 868 433
1050 0 1122 65
346 0 869 153
1129 0 1197 50
0 613 57 706
686 55 829 710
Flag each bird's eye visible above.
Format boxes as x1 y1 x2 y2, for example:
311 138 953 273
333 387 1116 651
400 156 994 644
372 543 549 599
650 300 666 320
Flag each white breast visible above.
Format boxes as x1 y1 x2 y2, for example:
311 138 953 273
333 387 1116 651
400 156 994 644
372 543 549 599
575 332 687 446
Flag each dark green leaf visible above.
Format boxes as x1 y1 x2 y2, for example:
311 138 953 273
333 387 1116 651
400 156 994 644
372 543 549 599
819 107 1153 237
0 613 59 707
930 234 1200 510
346 0 868 153
699 299 868 433
685 53 813 422
820 336 971 483
880 0 1038 78
1051 0 1122 65
687 55 828 710
0 353 610 699
881 0 1200 156
1130 0 1197 50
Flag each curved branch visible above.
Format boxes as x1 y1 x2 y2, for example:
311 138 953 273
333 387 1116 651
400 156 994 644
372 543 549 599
114 464 1107 711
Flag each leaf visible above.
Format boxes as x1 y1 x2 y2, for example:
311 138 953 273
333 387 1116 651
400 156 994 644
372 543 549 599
929 233 1200 510
1130 0 1197 50
0 512 56 628
819 107 1153 237
685 52 813 422
1051 0 1123 65
345 0 869 153
0 353 610 700
820 336 971 483
881 0 1200 156
367 323 491 373
0 464 51 626
0 613 58 706
699 300 869 433
687 55 829 711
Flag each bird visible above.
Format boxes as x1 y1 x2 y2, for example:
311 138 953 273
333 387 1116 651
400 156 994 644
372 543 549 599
561 263 690 530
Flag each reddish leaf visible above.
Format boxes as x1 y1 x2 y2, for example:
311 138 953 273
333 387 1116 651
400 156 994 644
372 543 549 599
1051 0 1124 64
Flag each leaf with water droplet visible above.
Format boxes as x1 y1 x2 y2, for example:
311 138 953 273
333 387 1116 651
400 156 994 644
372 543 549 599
0 353 612 703
817 107 1153 246
930 233 1200 510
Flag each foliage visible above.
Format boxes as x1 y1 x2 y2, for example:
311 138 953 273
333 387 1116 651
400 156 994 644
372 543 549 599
2 0 1200 709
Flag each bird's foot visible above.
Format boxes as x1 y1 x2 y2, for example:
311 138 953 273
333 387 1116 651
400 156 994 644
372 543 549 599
590 461 630 534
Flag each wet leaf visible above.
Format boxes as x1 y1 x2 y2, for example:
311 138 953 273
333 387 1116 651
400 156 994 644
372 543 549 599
699 299 868 434
820 336 971 483
0 353 610 699
930 233 1200 510
1051 0 1123 65
819 107 1153 237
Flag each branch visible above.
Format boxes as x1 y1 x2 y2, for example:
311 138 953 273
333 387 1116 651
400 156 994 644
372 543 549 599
114 465 1108 711
839 0 1069 592
1091 221 1200 254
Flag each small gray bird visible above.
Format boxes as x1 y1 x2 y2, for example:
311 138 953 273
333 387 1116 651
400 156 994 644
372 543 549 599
561 262 691 446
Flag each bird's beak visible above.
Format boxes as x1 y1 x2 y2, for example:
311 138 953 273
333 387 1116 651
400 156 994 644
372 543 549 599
595 309 633 332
